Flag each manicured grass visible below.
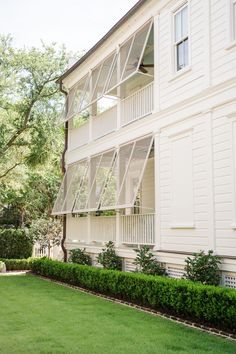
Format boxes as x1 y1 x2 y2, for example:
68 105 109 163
0 275 235 354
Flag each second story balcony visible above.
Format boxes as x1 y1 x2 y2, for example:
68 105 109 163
68 80 154 151
61 19 154 152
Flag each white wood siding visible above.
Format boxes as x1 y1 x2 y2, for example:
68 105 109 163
170 132 194 227
158 0 205 110
212 102 236 256
159 116 209 252
141 157 155 213
63 0 236 273
211 0 236 86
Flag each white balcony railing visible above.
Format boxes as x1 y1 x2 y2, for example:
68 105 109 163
91 216 116 242
92 105 117 141
66 216 89 243
121 81 154 126
121 213 155 245
68 121 89 150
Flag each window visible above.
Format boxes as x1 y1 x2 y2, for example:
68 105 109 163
52 136 153 214
63 20 153 121
174 4 189 71
233 0 236 40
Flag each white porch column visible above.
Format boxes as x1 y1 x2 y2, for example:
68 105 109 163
116 46 121 130
205 110 215 251
87 213 91 243
115 144 121 246
116 210 121 246
153 14 160 113
154 130 161 250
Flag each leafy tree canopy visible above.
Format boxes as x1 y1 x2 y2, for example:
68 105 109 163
0 35 68 179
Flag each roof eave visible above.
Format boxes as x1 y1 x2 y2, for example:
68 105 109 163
56 0 148 84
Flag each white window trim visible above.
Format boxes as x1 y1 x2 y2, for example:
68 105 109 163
169 0 191 79
226 0 236 50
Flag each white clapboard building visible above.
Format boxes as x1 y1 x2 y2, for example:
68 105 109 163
53 0 236 287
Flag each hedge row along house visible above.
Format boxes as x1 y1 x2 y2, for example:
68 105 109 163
53 0 236 287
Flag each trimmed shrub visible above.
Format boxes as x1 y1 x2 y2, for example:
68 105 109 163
134 246 166 276
185 250 221 286
69 248 92 265
31 258 236 332
0 228 33 259
97 241 122 270
0 258 33 270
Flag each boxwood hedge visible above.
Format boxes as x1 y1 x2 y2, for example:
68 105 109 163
31 258 236 332
0 258 33 271
0 228 33 259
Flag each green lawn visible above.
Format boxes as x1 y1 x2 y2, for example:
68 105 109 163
0 275 236 354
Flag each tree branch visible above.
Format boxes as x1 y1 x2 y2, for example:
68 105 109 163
0 162 22 179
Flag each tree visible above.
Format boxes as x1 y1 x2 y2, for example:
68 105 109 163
0 35 68 179
30 218 62 258
0 169 62 227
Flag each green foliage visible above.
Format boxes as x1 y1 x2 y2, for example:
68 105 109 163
69 248 92 266
97 241 122 270
0 228 33 259
0 35 67 179
185 250 221 286
0 258 33 270
2 276 236 354
31 258 236 332
0 171 62 227
29 218 62 257
0 35 73 229
134 245 166 276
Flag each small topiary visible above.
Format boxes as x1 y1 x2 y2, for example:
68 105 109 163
133 245 166 276
97 241 122 270
69 248 92 265
184 250 221 286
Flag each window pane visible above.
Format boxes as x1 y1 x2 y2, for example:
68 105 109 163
80 77 91 112
177 38 188 71
73 163 90 212
100 156 118 209
122 22 151 81
175 10 182 42
92 53 116 102
181 6 188 39
88 150 116 210
90 63 102 102
120 37 134 79
234 3 236 40
104 54 118 95
62 160 88 213
66 85 77 120
117 136 153 207
175 5 188 42
52 163 78 215
67 75 89 120
140 24 154 76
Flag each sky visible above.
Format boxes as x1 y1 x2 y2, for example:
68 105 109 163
0 0 138 54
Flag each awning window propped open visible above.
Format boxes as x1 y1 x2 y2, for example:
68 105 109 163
52 135 153 215
52 160 88 215
63 19 153 122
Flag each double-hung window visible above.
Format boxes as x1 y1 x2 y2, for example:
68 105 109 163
174 3 189 72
